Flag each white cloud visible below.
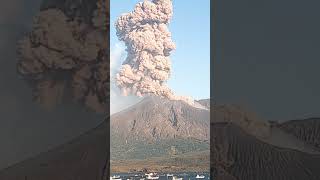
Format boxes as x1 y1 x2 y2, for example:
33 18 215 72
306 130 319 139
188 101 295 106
110 42 125 77
110 43 142 115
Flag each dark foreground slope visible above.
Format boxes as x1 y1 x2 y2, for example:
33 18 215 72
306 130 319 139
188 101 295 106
212 123 320 180
212 105 320 180
0 121 109 180
278 118 320 150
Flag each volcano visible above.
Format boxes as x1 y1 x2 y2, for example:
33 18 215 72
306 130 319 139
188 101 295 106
110 96 210 172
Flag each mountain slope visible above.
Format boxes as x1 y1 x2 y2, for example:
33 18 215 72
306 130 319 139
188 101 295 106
0 121 109 180
110 96 210 171
212 123 320 180
111 96 210 143
278 118 320 151
212 105 320 180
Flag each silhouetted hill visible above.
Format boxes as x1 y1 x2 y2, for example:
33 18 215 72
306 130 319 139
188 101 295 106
0 121 108 180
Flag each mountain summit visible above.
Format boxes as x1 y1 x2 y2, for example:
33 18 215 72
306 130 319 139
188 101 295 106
111 96 210 143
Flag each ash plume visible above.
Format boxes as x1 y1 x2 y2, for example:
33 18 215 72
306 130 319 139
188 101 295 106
115 0 202 108
17 0 109 113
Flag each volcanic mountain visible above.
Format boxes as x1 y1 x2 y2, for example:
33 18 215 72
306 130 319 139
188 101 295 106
111 96 210 142
110 96 210 172
2 97 320 179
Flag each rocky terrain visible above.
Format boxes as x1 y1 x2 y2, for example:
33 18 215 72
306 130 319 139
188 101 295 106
111 96 209 143
1 95 320 179
277 118 320 151
212 105 320 180
110 96 210 172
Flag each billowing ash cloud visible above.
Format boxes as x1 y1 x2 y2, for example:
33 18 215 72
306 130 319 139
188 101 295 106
115 0 200 107
17 0 109 113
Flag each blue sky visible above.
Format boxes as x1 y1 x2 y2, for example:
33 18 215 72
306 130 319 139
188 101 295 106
110 0 210 100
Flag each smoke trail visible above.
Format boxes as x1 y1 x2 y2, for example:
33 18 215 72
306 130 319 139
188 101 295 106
115 0 200 107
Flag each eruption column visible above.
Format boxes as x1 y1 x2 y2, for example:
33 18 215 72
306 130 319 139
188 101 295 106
115 0 178 99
